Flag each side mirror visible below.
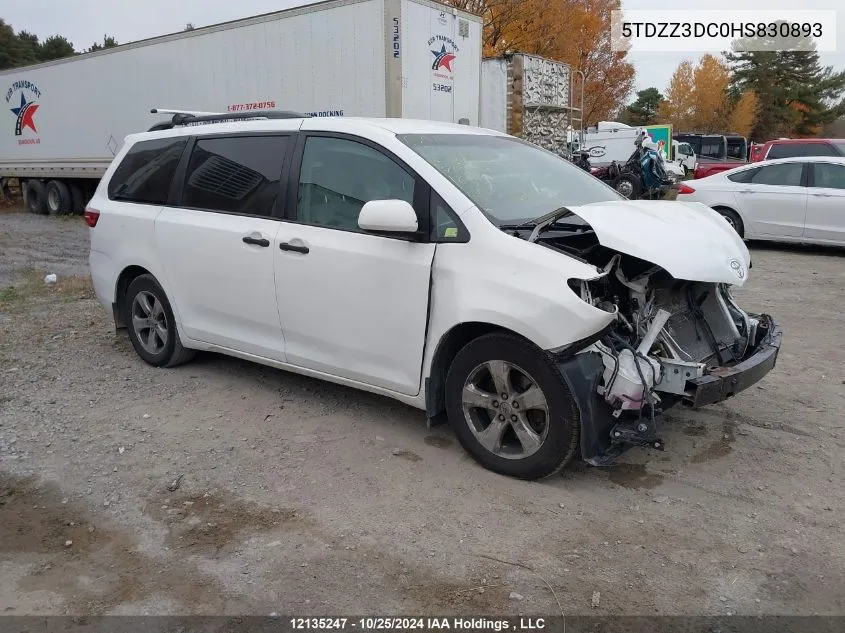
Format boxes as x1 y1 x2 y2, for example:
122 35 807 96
358 199 419 234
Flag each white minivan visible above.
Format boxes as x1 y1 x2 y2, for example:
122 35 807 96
86 112 781 480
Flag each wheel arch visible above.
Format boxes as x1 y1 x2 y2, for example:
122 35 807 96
424 321 536 421
113 265 154 329
711 204 746 237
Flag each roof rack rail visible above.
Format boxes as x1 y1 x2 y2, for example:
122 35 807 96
147 108 310 131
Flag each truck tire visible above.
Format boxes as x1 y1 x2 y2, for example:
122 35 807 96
69 182 86 215
24 180 48 215
444 332 580 480
46 180 73 215
612 173 641 199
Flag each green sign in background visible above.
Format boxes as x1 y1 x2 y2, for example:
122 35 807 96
644 124 673 160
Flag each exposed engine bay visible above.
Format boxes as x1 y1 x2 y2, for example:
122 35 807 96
527 220 781 465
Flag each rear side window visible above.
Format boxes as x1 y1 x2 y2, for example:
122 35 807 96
813 163 845 189
727 167 760 183
804 143 839 157
767 143 806 159
749 162 804 186
180 136 288 216
108 138 187 204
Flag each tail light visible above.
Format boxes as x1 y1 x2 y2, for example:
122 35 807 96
83 207 100 227
677 183 696 195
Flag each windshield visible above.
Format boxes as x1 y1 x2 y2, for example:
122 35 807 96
398 133 623 225
834 142 845 156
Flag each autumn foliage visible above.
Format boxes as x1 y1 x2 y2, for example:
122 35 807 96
443 0 634 124
658 55 758 137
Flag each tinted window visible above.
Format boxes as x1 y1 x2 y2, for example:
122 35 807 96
727 167 760 183
700 139 726 159
805 143 838 157
813 163 845 190
767 143 805 159
108 137 187 204
726 139 747 159
181 136 288 216
749 163 803 186
297 136 415 231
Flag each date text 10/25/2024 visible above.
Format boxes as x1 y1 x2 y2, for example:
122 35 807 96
290 618 548 631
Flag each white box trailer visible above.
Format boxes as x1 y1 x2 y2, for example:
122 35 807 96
480 53 574 153
0 0 482 214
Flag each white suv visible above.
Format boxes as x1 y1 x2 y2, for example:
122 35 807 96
87 113 781 480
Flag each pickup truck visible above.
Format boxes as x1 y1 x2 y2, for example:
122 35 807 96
693 159 747 179
689 134 748 179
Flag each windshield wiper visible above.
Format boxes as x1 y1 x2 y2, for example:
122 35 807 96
500 207 574 231
500 207 589 242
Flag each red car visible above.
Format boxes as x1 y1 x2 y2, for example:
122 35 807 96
750 138 845 162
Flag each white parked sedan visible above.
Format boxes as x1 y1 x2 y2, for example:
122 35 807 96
677 156 845 245
86 112 781 480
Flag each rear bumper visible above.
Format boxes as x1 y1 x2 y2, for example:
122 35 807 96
685 314 781 408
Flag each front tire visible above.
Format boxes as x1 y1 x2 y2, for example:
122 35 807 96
124 274 195 368
445 333 580 480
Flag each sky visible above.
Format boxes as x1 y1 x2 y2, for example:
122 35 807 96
1 0 843 103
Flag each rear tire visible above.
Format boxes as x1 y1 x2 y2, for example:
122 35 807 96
69 182 86 215
445 333 580 480
714 207 744 237
124 274 195 368
46 180 72 215
24 180 48 215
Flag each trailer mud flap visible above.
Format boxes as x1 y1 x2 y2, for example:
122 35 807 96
556 352 620 467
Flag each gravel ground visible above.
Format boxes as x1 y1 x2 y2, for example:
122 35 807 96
1 208 844 616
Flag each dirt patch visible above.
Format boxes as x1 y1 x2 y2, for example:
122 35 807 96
0 473 103 556
145 491 301 556
607 463 664 490
691 424 736 464
424 435 453 448
2 471 259 615
0 269 93 311
392 449 423 462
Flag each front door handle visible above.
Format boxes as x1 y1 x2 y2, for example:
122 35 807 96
279 242 310 254
242 236 270 247
739 189 756 194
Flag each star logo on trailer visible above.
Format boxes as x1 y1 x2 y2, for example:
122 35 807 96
431 44 456 71
10 92 39 135
5 79 42 139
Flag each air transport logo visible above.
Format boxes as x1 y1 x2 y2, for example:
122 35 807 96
6 80 41 142
431 44 456 72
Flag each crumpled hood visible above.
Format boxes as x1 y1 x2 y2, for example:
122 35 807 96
566 199 751 285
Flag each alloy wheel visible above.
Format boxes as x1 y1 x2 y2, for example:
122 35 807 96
131 291 169 355
461 360 550 459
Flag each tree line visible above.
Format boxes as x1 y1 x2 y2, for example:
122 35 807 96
1 19 196 71
444 0 634 125
619 29 845 141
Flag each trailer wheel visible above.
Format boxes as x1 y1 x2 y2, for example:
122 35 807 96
69 182 86 215
46 180 73 215
24 180 49 215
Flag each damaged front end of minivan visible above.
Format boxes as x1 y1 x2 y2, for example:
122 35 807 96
535 201 782 466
